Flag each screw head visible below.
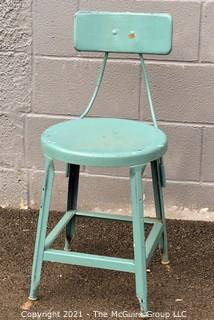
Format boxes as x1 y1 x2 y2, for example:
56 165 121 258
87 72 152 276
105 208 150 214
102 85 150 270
112 29 118 36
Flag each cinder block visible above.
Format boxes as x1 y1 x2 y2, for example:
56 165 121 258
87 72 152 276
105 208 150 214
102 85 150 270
200 1 214 62
33 57 140 118
29 170 68 211
141 62 214 124
0 53 31 113
29 170 214 212
161 124 201 181
144 180 214 211
0 169 28 209
201 127 214 182
85 167 129 177
0 0 32 52
85 165 158 180
79 0 201 61
33 0 78 56
29 171 131 212
25 115 68 170
0 113 24 168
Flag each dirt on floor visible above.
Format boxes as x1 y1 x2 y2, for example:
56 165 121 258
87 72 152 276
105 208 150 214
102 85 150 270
0 208 213 320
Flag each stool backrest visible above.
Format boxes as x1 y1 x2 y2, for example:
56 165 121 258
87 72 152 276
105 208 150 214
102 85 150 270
73 11 172 124
74 11 172 55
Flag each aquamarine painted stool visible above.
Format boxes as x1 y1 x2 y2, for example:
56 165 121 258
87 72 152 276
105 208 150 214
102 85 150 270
29 11 173 314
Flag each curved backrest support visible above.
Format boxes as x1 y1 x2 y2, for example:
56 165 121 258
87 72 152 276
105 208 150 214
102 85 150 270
74 11 173 125
79 52 108 119
74 11 172 54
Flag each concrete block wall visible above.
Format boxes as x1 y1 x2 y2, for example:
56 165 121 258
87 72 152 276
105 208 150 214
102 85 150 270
1 0 214 217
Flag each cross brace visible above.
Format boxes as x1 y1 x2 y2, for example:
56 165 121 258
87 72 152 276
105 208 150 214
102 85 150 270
43 210 163 270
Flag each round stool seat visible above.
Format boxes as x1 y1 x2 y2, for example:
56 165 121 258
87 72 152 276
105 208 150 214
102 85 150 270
41 118 167 167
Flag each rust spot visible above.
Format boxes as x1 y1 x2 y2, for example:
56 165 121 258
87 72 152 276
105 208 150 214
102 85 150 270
128 32 136 39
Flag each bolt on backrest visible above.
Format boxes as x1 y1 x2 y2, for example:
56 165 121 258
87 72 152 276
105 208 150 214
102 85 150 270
73 11 173 124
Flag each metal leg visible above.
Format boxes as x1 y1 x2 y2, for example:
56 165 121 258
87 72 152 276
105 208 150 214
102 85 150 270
151 160 169 264
130 166 148 314
29 157 55 300
64 164 80 251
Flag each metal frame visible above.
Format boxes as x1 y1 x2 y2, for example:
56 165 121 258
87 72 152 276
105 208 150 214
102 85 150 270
29 157 55 300
29 160 168 314
28 55 170 312
79 53 108 119
64 164 80 251
37 208 163 269
29 18 170 311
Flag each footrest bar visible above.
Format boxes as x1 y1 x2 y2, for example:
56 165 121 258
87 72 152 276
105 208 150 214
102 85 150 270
76 210 132 222
45 211 75 249
75 210 160 224
146 222 163 265
43 249 135 273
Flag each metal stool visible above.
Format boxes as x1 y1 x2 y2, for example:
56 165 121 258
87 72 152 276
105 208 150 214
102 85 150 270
29 11 172 314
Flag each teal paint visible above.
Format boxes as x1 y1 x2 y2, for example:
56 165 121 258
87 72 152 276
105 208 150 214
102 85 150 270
29 11 172 313
74 11 172 54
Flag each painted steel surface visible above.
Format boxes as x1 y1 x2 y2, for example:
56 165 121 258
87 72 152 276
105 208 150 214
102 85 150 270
29 11 172 314
41 118 167 167
74 11 172 54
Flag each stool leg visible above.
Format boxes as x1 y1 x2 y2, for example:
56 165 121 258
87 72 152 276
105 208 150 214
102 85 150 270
29 157 55 300
64 164 80 251
151 160 169 264
130 166 148 314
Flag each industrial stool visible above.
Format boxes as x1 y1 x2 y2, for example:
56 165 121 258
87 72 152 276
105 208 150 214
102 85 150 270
29 11 172 314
